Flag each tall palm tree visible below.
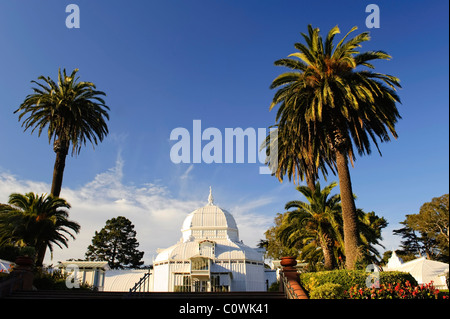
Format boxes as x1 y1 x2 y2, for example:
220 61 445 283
278 181 343 270
262 124 334 192
0 192 80 266
269 25 401 269
14 68 110 197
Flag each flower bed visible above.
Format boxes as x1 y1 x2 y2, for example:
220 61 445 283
299 269 416 294
345 281 448 299
299 269 449 299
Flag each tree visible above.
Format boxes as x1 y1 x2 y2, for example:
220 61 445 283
262 125 334 192
269 25 402 269
261 213 300 260
85 216 144 269
278 181 342 270
14 68 110 197
409 195 449 254
395 194 449 261
0 193 80 266
357 210 388 265
393 220 424 257
270 183 387 270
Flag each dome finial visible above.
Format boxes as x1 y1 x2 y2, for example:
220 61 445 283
208 186 214 205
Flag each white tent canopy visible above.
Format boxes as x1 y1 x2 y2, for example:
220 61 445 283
385 255 449 289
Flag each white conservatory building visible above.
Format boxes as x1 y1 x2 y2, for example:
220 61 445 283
56 188 275 292
152 188 268 292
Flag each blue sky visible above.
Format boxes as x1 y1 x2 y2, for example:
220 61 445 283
0 0 448 265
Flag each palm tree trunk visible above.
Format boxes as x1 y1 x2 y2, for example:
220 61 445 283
335 148 359 269
305 169 316 193
320 233 336 270
51 139 69 197
35 243 47 267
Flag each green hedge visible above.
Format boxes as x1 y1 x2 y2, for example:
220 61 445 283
299 269 417 297
309 283 345 299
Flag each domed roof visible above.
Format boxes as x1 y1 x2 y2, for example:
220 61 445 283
181 187 239 242
154 187 264 264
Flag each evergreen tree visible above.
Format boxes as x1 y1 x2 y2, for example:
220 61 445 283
393 220 423 257
85 216 144 269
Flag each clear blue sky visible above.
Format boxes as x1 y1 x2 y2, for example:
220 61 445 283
0 0 448 264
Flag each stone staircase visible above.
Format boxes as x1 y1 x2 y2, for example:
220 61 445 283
5 290 286 299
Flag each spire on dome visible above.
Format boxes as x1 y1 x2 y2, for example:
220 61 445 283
208 186 214 205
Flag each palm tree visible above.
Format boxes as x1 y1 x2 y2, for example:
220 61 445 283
0 192 80 266
357 210 388 265
262 124 334 192
278 181 343 270
269 25 401 269
14 68 110 197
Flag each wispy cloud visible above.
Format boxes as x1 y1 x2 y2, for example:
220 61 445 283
180 164 194 180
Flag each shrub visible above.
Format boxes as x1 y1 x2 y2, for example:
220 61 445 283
309 283 344 299
33 268 91 290
300 269 366 293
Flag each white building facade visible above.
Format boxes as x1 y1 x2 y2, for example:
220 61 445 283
152 188 267 292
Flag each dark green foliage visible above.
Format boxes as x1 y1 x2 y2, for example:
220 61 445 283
268 281 280 292
85 216 144 269
0 245 21 262
33 268 91 290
